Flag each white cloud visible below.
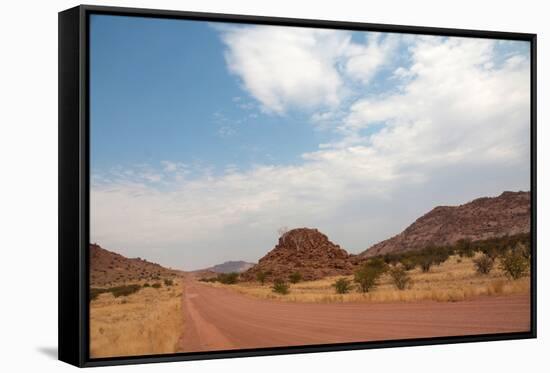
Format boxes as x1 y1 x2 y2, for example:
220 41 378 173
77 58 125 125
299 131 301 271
341 37 530 169
344 33 399 84
91 34 530 270
222 26 348 114
221 26 398 115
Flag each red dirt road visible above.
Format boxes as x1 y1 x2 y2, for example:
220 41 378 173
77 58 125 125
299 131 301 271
179 279 530 352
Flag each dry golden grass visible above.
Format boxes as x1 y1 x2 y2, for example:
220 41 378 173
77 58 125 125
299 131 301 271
206 255 530 304
90 277 184 358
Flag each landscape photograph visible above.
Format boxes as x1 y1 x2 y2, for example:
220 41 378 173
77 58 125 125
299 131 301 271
88 15 532 358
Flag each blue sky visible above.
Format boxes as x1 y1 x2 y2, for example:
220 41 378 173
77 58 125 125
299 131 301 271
90 14 530 270
90 15 334 177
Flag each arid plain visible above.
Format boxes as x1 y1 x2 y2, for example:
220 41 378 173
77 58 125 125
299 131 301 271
89 191 531 357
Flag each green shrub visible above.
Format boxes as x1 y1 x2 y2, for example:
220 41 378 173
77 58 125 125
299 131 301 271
364 233 529 274
482 247 499 261
289 271 302 284
389 266 412 290
256 271 267 285
198 277 216 283
143 283 151 287
400 258 416 271
333 278 352 294
272 279 290 295
456 238 475 258
217 272 239 284
383 254 400 265
90 288 108 301
151 283 162 289
418 256 434 272
500 250 529 280
110 284 141 298
473 253 494 275
354 258 387 293
164 278 174 286
515 242 531 260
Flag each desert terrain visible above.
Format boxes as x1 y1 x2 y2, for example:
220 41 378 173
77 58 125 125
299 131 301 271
89 244 185 358
89 191 532 357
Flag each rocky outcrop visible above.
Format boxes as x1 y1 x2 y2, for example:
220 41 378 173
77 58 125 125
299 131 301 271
241 228 353 282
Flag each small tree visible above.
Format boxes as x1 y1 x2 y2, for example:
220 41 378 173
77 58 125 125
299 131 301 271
500 250 529 280
164 278 174 286
515 242 531 260
418 256 434 273
483 247 499 261
217 272 239 284
389 266 412 290
333 278 352 294
256 271 267 285
354 258 387 293
457 239 475 258
473 253 494 275
272 279 290 295
111 284 142 297
289 271 302 284
400 258 416 271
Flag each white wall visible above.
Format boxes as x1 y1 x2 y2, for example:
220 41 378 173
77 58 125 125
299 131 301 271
0 0 547 371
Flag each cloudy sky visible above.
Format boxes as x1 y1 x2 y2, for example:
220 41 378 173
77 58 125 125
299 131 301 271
89 15 531 270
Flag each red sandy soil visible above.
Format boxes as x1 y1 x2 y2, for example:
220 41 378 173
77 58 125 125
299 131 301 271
179 278 530 352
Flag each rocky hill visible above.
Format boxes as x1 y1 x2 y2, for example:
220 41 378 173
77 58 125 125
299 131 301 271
90 244 181 287
361 191 531 258
208 261 255 273
241 228 353 282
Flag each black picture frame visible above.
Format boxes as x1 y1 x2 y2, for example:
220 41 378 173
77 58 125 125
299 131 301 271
58 4 537 368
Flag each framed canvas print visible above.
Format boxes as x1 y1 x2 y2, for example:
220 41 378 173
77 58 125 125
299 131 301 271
58 4 537 367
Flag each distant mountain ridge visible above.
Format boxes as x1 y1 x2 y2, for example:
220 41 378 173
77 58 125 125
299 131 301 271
207 261 255 273
360 191 530 258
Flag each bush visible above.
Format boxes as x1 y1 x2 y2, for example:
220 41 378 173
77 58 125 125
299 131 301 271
482 247 499 261
272 279 290 295
110 284 141 298
216 272 239 284
164 278 174 286
383 254 400 265
389 266 412 290
90 288 108 301
515 242 531 260
354 258 387 293
289 271 302 284
151 283 162 289
333 278 352 294
198 277 217 283
473 254 494 275
418 256 434 272
143 283 150 287
500 250 529 280
256 271 267 285
456 239 475 258
400 258 416 271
